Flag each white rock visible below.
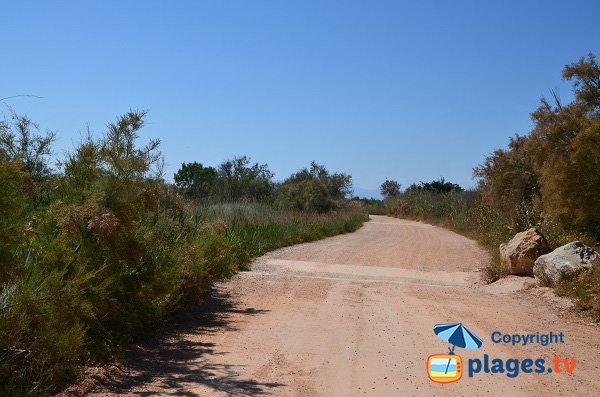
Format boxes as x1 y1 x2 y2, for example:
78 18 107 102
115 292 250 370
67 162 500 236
533 241 597 285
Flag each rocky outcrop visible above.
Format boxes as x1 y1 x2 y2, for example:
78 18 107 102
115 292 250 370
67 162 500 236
533 241 598 285
499 228 551 274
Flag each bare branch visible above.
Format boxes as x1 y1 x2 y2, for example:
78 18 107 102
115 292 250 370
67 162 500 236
0 94 44 102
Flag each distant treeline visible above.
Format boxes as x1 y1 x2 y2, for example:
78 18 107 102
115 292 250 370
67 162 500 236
174 158 352 213
0 109 365 395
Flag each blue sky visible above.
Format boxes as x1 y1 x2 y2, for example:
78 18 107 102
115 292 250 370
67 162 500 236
2 1 598 196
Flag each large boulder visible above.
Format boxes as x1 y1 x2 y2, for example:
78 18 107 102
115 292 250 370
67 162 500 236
499 228 551 275
533 241 598 285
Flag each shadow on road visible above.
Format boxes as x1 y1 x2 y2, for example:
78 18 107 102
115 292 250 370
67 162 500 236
96 287 283 396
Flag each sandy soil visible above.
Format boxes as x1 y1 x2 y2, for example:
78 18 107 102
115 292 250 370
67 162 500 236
63 216 600 396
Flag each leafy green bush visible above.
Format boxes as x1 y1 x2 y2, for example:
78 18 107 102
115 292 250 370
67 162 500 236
174 161 217 199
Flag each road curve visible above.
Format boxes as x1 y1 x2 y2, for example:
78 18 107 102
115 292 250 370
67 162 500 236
80 216 600 396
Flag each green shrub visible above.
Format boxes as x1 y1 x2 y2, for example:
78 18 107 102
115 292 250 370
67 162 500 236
214 156 275 202
174 161 217 199
276 179 336 213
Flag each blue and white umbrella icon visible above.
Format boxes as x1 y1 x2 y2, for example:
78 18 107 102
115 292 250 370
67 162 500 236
433 323 483 354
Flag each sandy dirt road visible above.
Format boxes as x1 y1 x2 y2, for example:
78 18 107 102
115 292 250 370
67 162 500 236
79 216 600 396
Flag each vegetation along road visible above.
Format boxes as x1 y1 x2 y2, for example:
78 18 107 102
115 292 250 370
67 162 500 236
73 216 600 396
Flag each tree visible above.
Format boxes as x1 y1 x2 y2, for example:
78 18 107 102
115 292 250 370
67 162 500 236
215 156 274 202
275 179 336 213
380 179 401 198
473 53 600 237
562 52 600 112
526 53 600 235
276 162 353 212
174 162 217 198
285 161 352 200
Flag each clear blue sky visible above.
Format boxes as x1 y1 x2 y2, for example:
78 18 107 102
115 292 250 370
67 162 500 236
2 1 598 195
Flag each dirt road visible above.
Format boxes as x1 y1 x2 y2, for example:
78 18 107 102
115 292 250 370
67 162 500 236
81 216 600 396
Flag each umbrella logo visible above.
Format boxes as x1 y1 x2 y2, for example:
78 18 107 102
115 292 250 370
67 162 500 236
427 323 483 383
